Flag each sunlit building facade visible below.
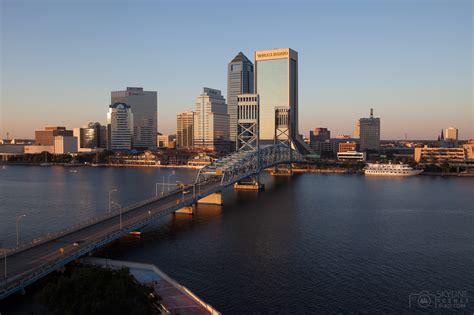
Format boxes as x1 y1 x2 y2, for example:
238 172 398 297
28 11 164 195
176 112 195 149
193 88 230 152
445 127 458 141
73 122 106 151
107 102 133 151
255 48 298 142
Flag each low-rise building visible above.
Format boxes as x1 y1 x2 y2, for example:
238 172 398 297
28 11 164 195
158 135 176 149
337 151 366 162
35 126 73 145
24 145 55 154
338 142 358 153
187 153 213 167
0 144 25 162
54 136 78 154
414 146 466 163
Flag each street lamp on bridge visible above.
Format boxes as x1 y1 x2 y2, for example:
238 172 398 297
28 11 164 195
0 242 7 286
16 214 26 246
108 188 117 215
112 201 123 230
167 171 175 192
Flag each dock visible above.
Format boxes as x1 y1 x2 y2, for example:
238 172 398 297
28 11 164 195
79 257 220 315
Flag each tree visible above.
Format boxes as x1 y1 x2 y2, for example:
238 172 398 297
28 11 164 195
40 267 155 315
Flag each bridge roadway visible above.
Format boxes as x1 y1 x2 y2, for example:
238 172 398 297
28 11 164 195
0 177 223 300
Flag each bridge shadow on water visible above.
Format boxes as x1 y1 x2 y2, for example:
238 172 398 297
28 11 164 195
96 172 302 260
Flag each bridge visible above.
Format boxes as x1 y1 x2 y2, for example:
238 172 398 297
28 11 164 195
0 144 305 300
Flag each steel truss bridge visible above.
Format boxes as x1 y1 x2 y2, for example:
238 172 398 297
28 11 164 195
0 144 306 300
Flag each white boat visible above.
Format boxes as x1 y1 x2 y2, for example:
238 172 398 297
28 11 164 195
364 162 423 176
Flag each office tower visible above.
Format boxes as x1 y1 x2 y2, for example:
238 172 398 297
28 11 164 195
227 52 254 145
193 88 230 152
254 48 298 142
107 102 133 150
237 94 259 151
35 126 73 145
359 108 381 152
72 122 104 150
111 87 157 149
445 127 458 141
309 128 330 154
176 112 195 149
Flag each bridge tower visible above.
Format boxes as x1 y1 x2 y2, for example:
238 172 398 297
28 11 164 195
234 94 263 190
272 107 293 176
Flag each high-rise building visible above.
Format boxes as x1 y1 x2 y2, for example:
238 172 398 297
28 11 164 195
193 88 230 152
227 52 254 144
359 109 381 152
176 112 195 149
107 102 133 151
254 48 298 142
35 126 73 145
445 127 458 141
111 87 157 149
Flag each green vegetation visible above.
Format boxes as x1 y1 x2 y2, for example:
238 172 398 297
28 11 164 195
40 266 156 315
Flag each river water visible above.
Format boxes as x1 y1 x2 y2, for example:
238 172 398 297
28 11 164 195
0 166 473 313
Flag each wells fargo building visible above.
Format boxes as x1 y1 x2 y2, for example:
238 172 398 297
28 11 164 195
254 48 298 142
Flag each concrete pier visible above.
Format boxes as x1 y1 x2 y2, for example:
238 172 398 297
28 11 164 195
79 257 220 315
175 205 195 215
197 192 223 205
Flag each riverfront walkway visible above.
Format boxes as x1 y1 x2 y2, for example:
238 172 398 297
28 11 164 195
80 257 220 315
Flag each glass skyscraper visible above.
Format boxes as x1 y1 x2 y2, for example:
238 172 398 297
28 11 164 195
254 48 298 142
227 52 254 145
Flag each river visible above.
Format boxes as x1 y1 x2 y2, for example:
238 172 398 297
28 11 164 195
0 165 473 313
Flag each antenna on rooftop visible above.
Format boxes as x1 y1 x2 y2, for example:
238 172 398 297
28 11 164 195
370 108 373 118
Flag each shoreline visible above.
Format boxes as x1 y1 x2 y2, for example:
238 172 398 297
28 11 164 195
2 163 473 176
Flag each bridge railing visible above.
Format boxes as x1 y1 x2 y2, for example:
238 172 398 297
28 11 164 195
1 184 209 297
195 144 304 186
4 187 184 258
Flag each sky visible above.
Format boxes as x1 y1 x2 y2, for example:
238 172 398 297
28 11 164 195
1 0 472 140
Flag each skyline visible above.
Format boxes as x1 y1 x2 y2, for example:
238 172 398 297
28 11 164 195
1 0 472 140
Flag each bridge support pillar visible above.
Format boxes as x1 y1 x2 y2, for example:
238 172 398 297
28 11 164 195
198 192 223 205
175 205 195 215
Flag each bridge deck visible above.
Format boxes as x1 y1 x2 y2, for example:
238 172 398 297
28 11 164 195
0 178 222 300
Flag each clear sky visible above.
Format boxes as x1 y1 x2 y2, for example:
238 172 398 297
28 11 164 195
1 0 472 140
